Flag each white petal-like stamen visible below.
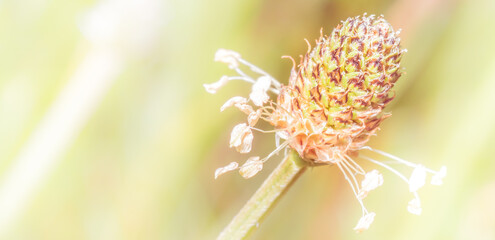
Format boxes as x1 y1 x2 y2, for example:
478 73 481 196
407 198 422 215
250 76 272 106
249 90 269 106
236 104 254 115
220 96 248 112
239 156 263 179
214 162 239 179
236 131 253 153
203 76 229 94
229 123 254 153
353 212 376 232
409 165 427 192
254 75 272 90
230 123 250 148
248 109 262 126
215 49 241 69
358 169 384 199
431 166 447 186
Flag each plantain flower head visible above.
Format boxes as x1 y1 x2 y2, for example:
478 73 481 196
206 13 446 232
271 14 404 164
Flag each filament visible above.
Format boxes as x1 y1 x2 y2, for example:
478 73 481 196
363 147 438 174
361 155 409 183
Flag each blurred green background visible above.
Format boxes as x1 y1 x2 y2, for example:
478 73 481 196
0 0 494 239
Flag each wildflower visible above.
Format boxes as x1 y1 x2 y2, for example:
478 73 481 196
206 13 446 232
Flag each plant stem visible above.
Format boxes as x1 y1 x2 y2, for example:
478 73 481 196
217 150 307 240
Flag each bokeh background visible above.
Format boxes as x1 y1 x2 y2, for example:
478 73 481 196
0 0 494 239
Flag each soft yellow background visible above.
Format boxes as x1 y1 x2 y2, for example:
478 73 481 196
0 0 494 239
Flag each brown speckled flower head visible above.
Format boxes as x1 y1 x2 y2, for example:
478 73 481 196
271 14 406 164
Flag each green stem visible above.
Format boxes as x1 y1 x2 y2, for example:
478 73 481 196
217 150 307 240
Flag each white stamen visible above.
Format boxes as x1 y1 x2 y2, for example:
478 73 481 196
249 90 268 106
237 132 253 153
249 127 281 133
409 165 426 192
227 76 256 84
260 140 290 163
234 104 254 115
220 96 250 113
203 76 229 94
247 109 262 126
214 49 241 69
233 67 254 81
237 58 281 89
361 155 409 183
407 197 422 215
362 155 427 216
229 123 253 153
343 154 365 175
353 212 376 232
362 147 416 168
358 169 384 199
340 158 362 194
214 162 239 179
232 66 280 95
363 147 443 176
239 156 263 179
336 161 367 214
249 76 272 106
431 166 447 186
